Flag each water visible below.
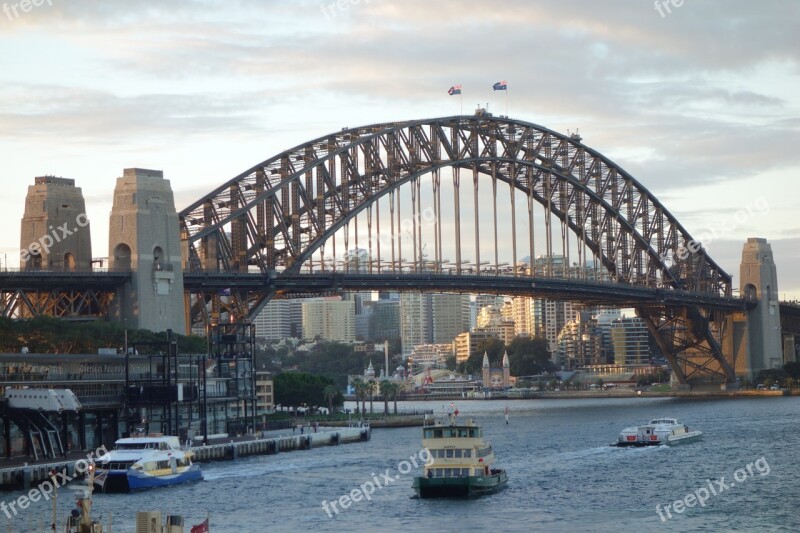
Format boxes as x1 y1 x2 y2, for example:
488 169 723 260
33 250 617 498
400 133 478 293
3 397 799 532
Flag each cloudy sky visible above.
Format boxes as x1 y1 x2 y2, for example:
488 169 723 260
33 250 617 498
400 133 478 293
1 0 798 297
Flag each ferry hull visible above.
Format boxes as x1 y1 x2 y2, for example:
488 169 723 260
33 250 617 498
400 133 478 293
614 431 703 447
413 471 508 498
99 464 203 492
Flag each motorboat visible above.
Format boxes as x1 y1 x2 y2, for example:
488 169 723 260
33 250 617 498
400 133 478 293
94 434 202 492
615 417 703 447
413 413 508 498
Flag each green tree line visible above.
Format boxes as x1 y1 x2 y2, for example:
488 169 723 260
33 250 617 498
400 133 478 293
0 316 207 354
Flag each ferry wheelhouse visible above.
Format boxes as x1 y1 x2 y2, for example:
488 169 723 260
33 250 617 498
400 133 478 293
413 415 508 498
94 434 202 492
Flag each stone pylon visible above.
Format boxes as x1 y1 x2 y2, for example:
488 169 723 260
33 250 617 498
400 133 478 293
19 176 92 271
740 238 782 373
108 168 186 333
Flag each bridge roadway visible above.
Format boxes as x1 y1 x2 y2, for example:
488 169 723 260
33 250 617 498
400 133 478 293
183 271 749 311
0 269 751 311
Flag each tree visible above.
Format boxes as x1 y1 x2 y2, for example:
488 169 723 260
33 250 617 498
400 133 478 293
352 377 368 415
379 380 391 415
274 372 338 409
461 338 505 375
784 362 800 380
506 336 552 376
323 384 340 414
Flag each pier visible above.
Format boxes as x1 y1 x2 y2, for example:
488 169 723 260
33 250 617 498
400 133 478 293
0 425 370 491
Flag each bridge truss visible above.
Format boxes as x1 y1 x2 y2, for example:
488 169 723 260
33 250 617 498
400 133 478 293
180 114 739 384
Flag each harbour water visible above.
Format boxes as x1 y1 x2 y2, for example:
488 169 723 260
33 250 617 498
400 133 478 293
3 396 799 532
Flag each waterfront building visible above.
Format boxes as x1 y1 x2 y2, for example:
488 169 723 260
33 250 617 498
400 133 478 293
0 351 256 460
254 371 274 418
610 316 651 365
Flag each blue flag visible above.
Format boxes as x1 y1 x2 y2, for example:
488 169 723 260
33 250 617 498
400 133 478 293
493 80 507 91
448 84 462 95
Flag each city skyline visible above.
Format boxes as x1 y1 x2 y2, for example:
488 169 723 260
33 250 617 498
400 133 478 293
1 1 798 297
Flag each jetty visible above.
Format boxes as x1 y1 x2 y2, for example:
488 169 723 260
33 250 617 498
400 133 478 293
0 425 370 490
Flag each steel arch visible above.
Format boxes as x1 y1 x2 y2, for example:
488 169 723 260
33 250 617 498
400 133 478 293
180 114 737 383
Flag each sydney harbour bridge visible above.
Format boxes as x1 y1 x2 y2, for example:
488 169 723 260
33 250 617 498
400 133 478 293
2 113 798 385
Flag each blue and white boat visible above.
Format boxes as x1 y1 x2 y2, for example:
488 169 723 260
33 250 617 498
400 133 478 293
94 434 202 492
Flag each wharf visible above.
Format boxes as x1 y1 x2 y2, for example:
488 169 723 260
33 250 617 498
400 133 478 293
0 425 371 491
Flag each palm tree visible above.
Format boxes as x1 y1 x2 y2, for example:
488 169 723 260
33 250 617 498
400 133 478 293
352 377 367 415
323 384 338 415
367 380 375 415
388 381 400 414
379 380 391 415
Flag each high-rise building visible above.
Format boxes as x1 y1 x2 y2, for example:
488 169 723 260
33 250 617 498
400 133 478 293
532 298 580 352
431 293 470 344
254 299 303 340
471 295 505 329
400 293 433 356
611 316 650 365
511 296 534 336
369 300 401 341
301 298 355 342
555 311 607 369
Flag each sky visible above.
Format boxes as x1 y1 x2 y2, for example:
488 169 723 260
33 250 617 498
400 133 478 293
0 0 798 298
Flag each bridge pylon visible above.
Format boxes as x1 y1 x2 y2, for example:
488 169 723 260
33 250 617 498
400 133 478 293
108 168 187 333
737 238 783 374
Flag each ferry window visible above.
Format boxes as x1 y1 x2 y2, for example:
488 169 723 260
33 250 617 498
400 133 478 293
468 429 476 438
446 449 454 458
461 468 469 477
433 429 443 438
458 429 468 438
463 450 471 458
454 449 462 458
424 429 434 439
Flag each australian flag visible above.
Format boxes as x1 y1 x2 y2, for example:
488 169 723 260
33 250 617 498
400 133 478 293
448 84 462 95
493 80 507 91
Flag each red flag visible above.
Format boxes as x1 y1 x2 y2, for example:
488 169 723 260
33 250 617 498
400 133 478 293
191 519 209 533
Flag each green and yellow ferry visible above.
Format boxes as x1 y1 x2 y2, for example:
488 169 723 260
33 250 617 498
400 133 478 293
413 413 508 498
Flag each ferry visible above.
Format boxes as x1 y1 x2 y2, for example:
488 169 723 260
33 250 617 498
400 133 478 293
94 434 203 492
615 417 703 447
413 413 508 498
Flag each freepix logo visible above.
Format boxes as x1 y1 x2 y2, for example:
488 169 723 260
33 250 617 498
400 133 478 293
655 456 770 522
2 0 52 22
321 448 432 518
1 445 109 520
19 212 90 265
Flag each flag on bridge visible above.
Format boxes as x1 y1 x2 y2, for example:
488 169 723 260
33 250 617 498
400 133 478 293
448 84 462 95
493 80 507 91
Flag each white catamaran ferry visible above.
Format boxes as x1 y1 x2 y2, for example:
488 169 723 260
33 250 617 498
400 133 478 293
615 417 703 447
94 434 202 492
